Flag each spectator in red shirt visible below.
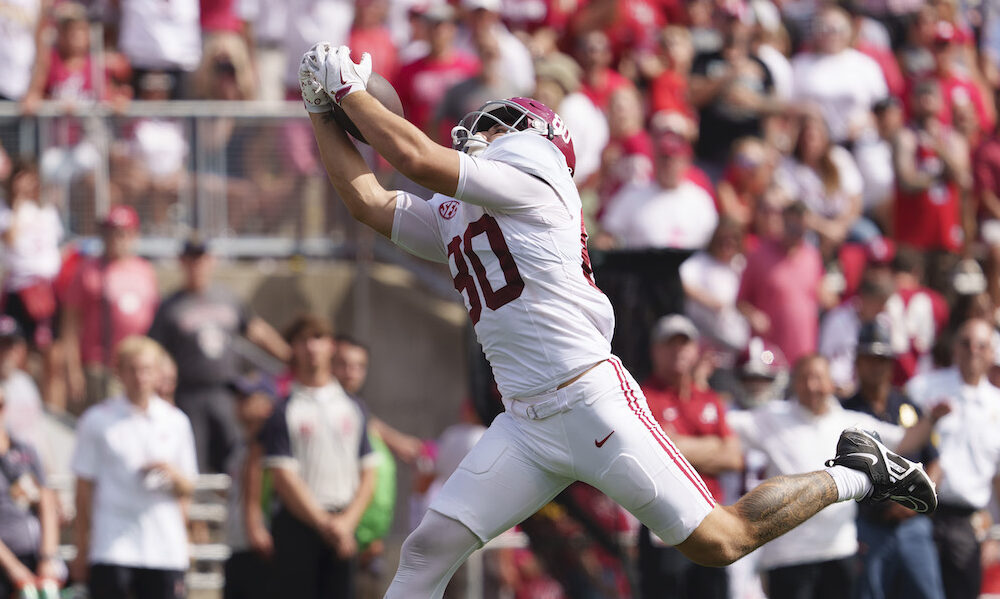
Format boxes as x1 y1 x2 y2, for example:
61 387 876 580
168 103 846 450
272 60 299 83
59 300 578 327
649 25 696 118
738 201 827 365
891 79 971 255
596 85 654 214
349 0 399 84
394 4 480 141
638 314 741 599
575 30 632 112
61 206 159 411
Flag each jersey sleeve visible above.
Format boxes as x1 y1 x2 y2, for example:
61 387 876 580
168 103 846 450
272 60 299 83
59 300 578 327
391 192 448 264
455 144 563 213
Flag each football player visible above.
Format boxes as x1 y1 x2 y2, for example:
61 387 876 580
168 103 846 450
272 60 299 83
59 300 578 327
298 44 939 598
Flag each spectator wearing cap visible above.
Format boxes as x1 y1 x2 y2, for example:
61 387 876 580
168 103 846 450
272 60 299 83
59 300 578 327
395 4 480 142
456 0 534 95
842 319 947 599
679 219 750 368
688 6 782 178
891 78 971 256
819 270 896 396
149 237 289 473
790 6 888 146
729 354 935 599
905 318 1000 599
904 21 995 134
70 335 198 599
224 374 276 599
533 52 608 186
638 314 741 599
0 159 64 410
775 110 867 253
599 132 718 250
737 201 828 366
0 317 48 470
0 382 60 599
62 206 159 411
259 315 376 598
118 0 202 99
882 247 949 384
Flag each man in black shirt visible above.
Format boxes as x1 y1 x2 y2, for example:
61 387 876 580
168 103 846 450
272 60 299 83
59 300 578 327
841 319 947 599
149 237 290 473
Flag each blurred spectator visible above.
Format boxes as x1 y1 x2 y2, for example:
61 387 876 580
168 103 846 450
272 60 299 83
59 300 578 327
819 271 896 396
62 206 159 411
192 33 256 100
897 5 938 82
154 346 177 405
435 30 520 151
716 137 775 228
638 314 741 599
596 85 653 213
533 52 608 186
456 0 534 95
70 336 197 599
0 317 45 456
883 247 950 383
974 92 1000 253
891 79 971 255
905 318 1000 599
332 335 423 465
737 201 827 365
149 237 289 473
907 21 994 133
0 385 60 598
224 374 276 599
791 7 888 146
117 0 203 99
260 315 376 598
649 26 695 117
279 0 353 99
746 183 790 249
863 97 906 229
0 0 44 104
730 354 922 599
843 319 946 599
349 0 399 84
235 0 287 101
395 4 480 141
689 8 780 177
600 132 718 249
847 3 905 100
680 219 750 363
776 111 865 251
574 30 631 112
0 159 64 410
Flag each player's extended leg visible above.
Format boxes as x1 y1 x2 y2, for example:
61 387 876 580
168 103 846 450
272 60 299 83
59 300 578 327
384 510 481 598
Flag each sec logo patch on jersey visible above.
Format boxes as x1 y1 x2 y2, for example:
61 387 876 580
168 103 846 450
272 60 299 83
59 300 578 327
439 201 459 219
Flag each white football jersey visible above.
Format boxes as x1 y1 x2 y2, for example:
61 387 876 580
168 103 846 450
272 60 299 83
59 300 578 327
392 132 615 398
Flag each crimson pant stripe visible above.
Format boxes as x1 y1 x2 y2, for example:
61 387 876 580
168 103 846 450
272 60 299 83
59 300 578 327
609 357 716 508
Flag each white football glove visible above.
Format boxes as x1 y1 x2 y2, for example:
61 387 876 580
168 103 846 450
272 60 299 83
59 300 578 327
319 46 372 105
299 42 334 113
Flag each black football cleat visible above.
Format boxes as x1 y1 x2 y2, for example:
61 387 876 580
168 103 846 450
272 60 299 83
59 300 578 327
825 427 938 514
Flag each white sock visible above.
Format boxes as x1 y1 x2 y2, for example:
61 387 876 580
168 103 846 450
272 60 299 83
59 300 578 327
825 465 873 502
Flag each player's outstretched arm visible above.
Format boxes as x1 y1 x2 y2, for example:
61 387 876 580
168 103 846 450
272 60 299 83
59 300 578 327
309 110 397 237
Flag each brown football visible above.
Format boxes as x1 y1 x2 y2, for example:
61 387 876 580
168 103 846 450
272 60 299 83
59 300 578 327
332 72 405 145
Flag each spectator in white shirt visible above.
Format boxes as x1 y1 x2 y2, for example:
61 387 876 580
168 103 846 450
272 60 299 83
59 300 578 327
117 0 202 98
905 318 1000 599
730 354 936 599
600 132 718 250
70 336 198 599
791 7 888 145
680 218 751 364
456 0 534 95
0 317 48 470
0 159 64 411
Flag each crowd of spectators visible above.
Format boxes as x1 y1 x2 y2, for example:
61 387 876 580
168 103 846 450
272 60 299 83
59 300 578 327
3 0 1000 597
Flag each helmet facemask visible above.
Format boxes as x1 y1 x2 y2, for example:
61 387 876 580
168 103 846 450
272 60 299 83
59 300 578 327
451 101 552 156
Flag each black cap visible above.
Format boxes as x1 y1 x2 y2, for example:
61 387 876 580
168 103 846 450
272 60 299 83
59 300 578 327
181 236 210 258
857 318 894 358
0 316 22 342
227 374 277 399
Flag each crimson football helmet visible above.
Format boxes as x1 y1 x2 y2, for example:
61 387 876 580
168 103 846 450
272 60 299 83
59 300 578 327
451 97 577 175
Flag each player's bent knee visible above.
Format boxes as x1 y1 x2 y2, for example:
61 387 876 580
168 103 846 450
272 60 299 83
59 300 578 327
674 506 749 567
